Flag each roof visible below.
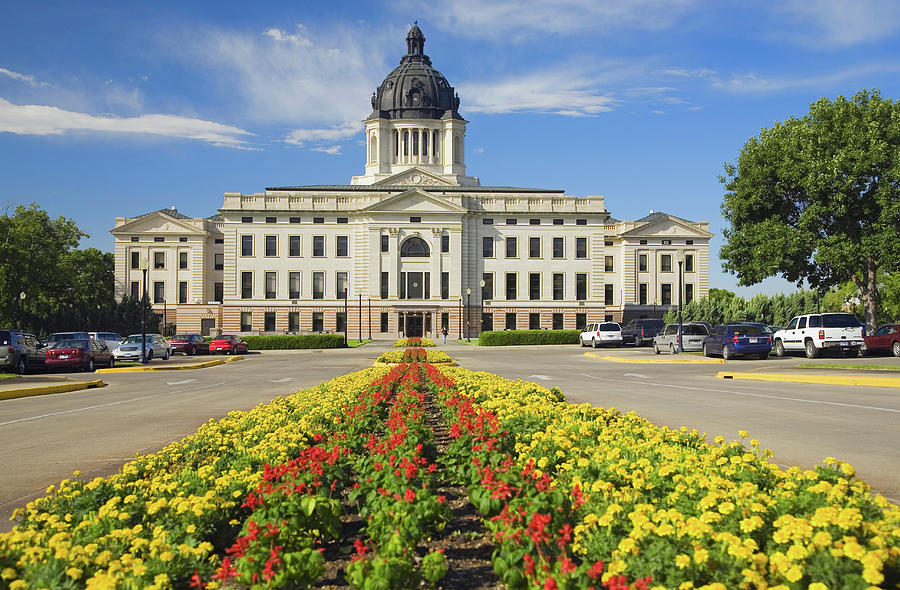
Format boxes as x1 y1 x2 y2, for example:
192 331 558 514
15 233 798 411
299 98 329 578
634 211 670 223
264 184 566 194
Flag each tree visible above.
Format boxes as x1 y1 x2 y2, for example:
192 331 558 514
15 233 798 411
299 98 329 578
720 89 900 331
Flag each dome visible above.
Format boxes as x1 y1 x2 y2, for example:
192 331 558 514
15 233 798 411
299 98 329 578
370 23 461 120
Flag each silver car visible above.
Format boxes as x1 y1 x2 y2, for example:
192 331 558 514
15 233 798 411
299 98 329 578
89 331 124 350
653 323 709 354
113 334 171 361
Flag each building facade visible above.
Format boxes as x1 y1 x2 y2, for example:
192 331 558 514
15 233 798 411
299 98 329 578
111 25 712 338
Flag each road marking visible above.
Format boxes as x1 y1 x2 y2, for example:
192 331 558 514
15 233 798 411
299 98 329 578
527 374 552 380
579 373 900 414
269 377 295 383
623 373 650 379
0 381 228 427
166 379 197 386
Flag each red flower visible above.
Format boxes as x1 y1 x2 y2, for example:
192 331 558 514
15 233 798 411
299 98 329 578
586 560 605 580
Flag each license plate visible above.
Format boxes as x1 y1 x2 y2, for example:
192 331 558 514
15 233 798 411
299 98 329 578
60 354 69 359
749 338 758 343
840 341 849 346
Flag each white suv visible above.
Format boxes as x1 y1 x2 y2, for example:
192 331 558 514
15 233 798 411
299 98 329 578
773 313 864 359
580 322 623 348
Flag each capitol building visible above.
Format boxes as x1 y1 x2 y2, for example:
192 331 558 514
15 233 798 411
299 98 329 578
111 24 711 338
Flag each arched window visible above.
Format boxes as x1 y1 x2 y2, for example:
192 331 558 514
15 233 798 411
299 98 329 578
403 130 409 157
412 130 419 156
393 130 399 162
433 132 440 163
422 130 428 156
400 237 430 257
369 133 377 164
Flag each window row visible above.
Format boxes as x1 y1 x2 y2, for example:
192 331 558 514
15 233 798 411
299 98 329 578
482 236 594 260
637 283 695 306
239 216 348 224
482 218 589 226
476 312 604 332
129 280 209 304
637 253 695 273
240 235 349 258
380 234 451 254
130 250 193 270
480 272 594 302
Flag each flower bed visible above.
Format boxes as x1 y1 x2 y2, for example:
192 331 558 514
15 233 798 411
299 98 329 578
376 348 452 364
392 337 436 347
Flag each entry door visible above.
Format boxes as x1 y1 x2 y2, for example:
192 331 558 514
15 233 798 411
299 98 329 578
406 315 423 337
200 318 216 336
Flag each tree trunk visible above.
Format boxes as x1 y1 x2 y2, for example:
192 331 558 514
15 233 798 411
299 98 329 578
857 258 879 333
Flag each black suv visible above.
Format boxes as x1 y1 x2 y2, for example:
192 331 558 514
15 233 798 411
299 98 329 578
0 329 47 374
621 318 666 346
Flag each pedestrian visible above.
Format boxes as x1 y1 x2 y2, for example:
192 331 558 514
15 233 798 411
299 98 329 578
441 325 448 344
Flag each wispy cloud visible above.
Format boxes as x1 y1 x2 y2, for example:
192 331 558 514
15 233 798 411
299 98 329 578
0 67 48 87
710 63 900 94
284 121 360 146
311 145 342 155
772 0 900 48
0 98 254 148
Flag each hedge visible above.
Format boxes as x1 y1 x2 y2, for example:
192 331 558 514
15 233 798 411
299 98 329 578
477 329 580 346
241 334 346 350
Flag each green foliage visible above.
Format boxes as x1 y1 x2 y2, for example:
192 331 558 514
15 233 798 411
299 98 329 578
720 89 900 329
663 287 844 326
241 334 346 350
477 329 579 346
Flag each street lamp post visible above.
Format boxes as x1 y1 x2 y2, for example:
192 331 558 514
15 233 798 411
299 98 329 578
140 254 149 364
676 251 685 353
19 291 25 330
465 288 472 342
343 288 348 347
479 280 486 336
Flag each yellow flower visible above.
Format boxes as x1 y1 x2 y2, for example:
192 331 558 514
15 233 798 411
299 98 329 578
66 567 83 580
675 554 691 569
808 584 828 590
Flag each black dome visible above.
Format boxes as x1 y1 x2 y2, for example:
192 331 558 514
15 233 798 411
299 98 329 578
370 23 461 120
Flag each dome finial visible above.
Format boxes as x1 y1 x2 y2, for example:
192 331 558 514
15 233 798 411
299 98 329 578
406 21 425 56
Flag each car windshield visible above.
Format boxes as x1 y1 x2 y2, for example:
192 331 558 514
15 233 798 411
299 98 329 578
172 335 191 340
215 336 234 341
731 325 765 336
823 314 861 328
50 333 80 341
55 339 88 348
123 335 149 344
599 323 620 331
682 325 708 335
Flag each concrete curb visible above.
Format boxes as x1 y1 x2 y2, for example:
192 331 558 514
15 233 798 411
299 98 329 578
717 372 900 388
96 355 243 373
0 380 106 401
586 353 725 364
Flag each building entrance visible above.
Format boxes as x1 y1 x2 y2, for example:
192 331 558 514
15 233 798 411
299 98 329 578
406 315 423 337
399 311 432 338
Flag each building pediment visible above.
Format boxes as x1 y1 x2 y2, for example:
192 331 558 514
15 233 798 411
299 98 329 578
623 215 712 239
111 211 206 236
362 188 468 214
373 167 458 187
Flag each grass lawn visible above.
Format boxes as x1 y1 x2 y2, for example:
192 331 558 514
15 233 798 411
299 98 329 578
346 339 372 348
0 372 20 380
798 362 900 372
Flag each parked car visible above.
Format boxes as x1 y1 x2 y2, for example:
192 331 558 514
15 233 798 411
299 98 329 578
88 331 124 350
209 335 249 355
47 331 90 347
621 318 665 346
0 329 46 374
113 334 171 361
653 323 709 354
734 321 777 336
862 323 900 357
46 338 114 371
579 322 623 348
772 313 864 359
169 334 209 356
702 324 772 360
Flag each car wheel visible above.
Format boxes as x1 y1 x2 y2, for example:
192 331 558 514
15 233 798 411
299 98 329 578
804 339 819 359
15 356 27 375
702 344 709 357
230 346 236 355
580 338 585 347
108 356 115 368
87 358 95 372
670 343 677 355
163 349 170 360
592 339 599 349
188 346 195 356
722 345 730 361
893 341 900 358
774 340 785 358
653 342 660 355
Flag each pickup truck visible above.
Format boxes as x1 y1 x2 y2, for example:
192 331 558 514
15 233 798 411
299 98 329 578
773 313 864 358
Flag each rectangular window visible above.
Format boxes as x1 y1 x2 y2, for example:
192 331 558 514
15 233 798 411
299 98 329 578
576 313 587 330
178 281 187 304
179 251 188 269
214 253 224 271
482 312 494 331
506 236 517 258
241 216 253 223
241 235 253 256
400 272 406 299
409 216 421 223
529 313 540 330
264 312 275 332
686 239 694 245
153 252 165 269
686 284 694 305
381 272 389 299
530 218 540 225
214 282 223 303
483 218 493 225
640 239 648 245
312 312 324 332
380 312 389 333
265 272 276 299
604 255 614 272
288 312 300 332
605 240 613 246
290 217 301 224
130 281 139 299
553 237 564 258
289 235 301 257
506 218 517 225
240 312 252 332
131 236 139 242
529 237 541 258
575 237 587 259
661 254 672 272
313 272 325 299
639 283 648 305
661 283 672 305
482 273 493 301
441 271 449 299
575 273 587 300
576 219 587 225
552 273 564 300
685 254 694 273
529 272 540 300
552 313 563 330
441 312 449 331
289 272 300 299
482 236 494 258
441 234 449 253
215 238 224 244
336 312 346 333
336 272 348 299
337 217 348 224
662 239 672 245
153 281 165 303
605 284 614 305
639 254 648 272
381 234 389 252
336 235 349 257
313 235 325 257
264 235 277 257
506 272 517 300
130 251 139 269
313 217 324 224
505 313 517 330
154 236 164 243
266 217 276 224
553 218 564 225
241 272 252 299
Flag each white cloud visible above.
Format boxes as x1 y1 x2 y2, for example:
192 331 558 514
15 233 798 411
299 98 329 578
311 145 342 155
0 67 47 87
773 0 900 47
284 121 360 146
263 24 313 47
710 63 900 94
0 97 254 147
659 67 717 79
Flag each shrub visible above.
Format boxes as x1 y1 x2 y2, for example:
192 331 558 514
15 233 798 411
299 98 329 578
477 329 579 346
242 334 346 350
392 337 436 347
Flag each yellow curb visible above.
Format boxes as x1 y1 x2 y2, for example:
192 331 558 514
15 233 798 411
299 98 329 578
0 380 106 401
716 372 900 388
96 356 243 373
586 353 725 364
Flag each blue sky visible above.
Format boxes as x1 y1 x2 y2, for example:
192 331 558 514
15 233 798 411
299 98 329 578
3 0 899 297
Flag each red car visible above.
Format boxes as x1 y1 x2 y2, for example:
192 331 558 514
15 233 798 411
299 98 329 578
45 339 115 371
863 324 900 357
168 334 209 356
209 335 248 355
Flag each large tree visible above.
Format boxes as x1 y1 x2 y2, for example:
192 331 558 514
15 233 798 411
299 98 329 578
720 89 900 329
